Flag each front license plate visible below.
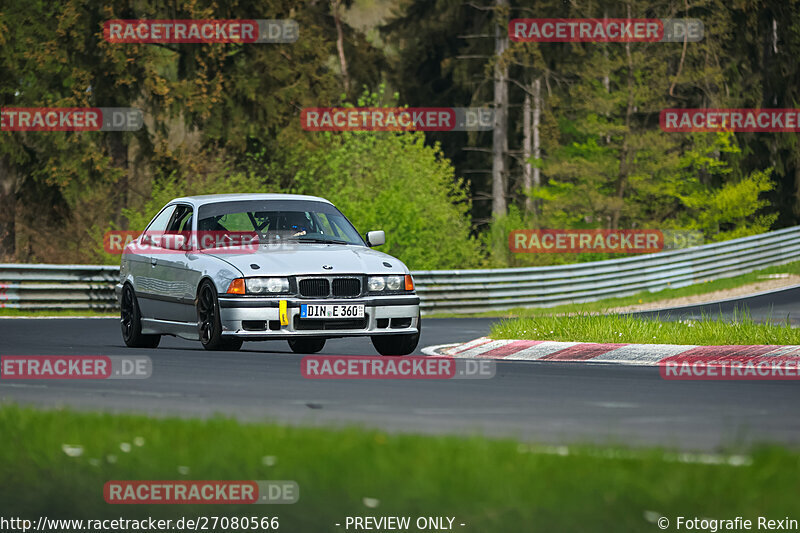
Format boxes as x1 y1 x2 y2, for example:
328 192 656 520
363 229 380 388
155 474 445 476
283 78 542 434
300 304 365 319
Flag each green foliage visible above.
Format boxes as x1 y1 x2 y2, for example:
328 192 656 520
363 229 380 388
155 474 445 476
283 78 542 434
671 134 777 240
90 166 272 265
0 0 375 263
2 0 797 269
281 89 481 269
385 0 788 264
91 88 483 270
292 129 482 269
118 171 271 233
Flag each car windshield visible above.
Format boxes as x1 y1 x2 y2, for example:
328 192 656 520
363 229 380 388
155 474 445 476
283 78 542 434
196 199 365 249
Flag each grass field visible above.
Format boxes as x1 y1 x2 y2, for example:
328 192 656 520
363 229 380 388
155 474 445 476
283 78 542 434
428 261 800 319
490 312 800 345
0 405 799 532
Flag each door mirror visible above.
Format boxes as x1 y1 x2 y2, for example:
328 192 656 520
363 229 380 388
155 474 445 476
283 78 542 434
366 230 385 247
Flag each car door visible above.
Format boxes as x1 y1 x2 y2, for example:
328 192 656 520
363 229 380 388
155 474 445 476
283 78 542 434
149 204 195 322
161 204 200 323
134 204 176 320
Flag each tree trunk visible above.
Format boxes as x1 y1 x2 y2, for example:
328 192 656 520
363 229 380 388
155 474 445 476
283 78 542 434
603 9 611 144
523 77 542 216
613 4 635 230
332 0 350 94
772 18 778 54
523 89 532 214
491 0 508 218
772 18 778 105
532 76 541 205
0 155 16 260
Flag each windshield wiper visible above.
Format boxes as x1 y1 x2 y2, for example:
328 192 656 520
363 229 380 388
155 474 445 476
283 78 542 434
295 237 352 245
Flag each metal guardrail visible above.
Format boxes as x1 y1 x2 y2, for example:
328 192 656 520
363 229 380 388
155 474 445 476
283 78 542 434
1 226 799 313
0 264 120 311
414 226 800 313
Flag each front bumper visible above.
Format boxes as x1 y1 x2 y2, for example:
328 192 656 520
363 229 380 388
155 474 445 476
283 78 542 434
217 295 420 339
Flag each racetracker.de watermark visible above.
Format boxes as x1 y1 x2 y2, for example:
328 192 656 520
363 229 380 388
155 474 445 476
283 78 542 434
660 356 800 380
509 18 704 42
301 356 495 380
104 20 298 43
1 108 143 132
1 356 151 379
509 229 703 253
661 109 800 132
104 480 298 504
105 230 261 255
301 107 494 131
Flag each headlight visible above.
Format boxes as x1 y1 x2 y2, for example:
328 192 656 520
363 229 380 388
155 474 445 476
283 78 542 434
246 277 290 294
367 276 385 291
386 275 403 290
369 275 407 292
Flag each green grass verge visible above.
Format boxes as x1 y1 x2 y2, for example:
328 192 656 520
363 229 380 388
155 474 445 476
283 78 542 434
1 405 799 531
428 260 800 318
491 313 800 345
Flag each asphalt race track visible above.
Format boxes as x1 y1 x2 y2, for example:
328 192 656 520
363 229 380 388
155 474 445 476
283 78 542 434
2 295 800 451
630 284 800 325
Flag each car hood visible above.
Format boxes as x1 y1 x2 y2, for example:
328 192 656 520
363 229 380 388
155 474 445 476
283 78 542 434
201 243 409 277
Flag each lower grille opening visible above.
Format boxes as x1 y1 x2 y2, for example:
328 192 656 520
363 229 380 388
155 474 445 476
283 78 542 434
376 318 390 329
242 320 267 331
294 315 369 331
390 317 412 329
268 320 282 331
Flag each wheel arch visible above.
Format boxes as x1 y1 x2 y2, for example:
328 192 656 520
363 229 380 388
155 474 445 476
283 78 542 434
195 276 222 304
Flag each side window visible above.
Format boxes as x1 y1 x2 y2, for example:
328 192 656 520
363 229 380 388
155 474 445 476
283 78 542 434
142 205 176 248
144 205 176 234
167 205 193 234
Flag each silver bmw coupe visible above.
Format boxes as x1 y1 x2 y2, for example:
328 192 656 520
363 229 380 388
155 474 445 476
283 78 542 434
116 193 421 355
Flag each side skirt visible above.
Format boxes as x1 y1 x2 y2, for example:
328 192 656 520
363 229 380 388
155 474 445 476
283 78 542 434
141 318 199 341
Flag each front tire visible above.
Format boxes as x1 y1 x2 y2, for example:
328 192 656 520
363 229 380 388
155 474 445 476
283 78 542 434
197 281 243 351
371 314 421 356
288 337 326 354
120 284 160 348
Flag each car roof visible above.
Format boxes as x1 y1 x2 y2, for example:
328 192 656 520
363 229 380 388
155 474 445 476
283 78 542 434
170 193 333 207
